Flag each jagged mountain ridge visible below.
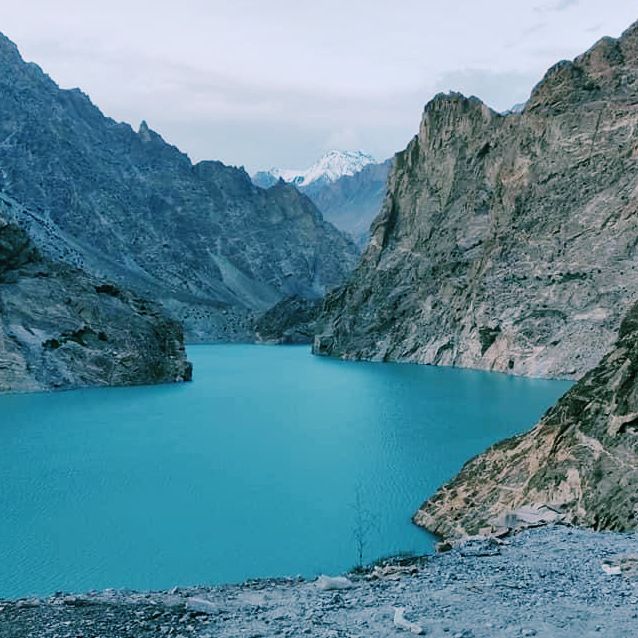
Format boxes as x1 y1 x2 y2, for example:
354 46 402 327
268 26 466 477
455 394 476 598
0 33 359 341
314 21 638 379
0 195 191 392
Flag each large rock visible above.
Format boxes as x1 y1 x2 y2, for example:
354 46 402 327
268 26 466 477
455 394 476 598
0 197 191 392
314 21 638 379
413 298 638 538
254 295 322 344
0 33 359 341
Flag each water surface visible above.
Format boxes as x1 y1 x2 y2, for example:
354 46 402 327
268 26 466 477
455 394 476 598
0 345 571 598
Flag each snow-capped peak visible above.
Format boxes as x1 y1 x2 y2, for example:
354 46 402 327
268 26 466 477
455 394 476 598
254 150 376 189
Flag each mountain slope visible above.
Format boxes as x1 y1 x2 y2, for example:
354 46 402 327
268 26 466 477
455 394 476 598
0 33 359 341
254 154 391 247
0 196 191 393
314 21 638 379
414 297 638 538
303 159 392 247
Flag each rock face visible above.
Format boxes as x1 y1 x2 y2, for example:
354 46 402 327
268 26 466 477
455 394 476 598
315 21 638 379
254 296 322 344
414 298 638 539
0 197 191 393
0 33 358 341
303 160 392 247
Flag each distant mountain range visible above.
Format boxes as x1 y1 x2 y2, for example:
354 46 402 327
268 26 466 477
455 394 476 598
252 150 377 189
253 151 391 247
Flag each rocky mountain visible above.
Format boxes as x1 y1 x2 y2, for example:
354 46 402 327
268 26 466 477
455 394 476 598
252 150 376 189
414 296 638 539
0 195 191 393
303 160 392 247
314 21 638 379
0 33 359 341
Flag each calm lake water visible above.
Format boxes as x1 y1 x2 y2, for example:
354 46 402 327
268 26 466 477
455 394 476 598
0 345 571 598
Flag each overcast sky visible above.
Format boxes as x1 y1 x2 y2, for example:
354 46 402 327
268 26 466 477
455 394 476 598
2 1 637 171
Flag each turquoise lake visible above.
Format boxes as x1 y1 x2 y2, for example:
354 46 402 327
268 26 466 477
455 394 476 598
0 345 572 599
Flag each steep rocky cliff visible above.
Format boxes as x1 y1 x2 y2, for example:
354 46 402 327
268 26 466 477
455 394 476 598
414 298 638 539
315 21 638 379
0 197 191 393
0 33 358 341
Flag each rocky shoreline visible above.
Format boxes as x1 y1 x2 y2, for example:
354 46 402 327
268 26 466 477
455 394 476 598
2 526 637 637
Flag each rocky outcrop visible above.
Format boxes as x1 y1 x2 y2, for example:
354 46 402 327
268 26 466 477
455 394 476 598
254 296 322 344
0 33 359 341
314 21 638 379
414 298 638 539
0 197 191 392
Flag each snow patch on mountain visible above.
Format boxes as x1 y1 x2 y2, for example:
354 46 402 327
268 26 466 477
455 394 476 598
253 150 376 189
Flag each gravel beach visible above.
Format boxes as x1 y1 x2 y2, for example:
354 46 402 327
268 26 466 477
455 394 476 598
2 526 638 637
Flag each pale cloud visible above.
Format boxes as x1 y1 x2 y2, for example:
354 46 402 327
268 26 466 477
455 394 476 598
535 0 580 12
1 0 636 171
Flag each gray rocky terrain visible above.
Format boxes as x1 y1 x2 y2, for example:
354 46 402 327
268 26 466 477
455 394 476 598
0 196 191 392
0 33 359 341
314 20 638 379
414 295 638 540
1 526 637 637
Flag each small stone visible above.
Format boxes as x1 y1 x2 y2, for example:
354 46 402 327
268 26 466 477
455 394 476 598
315 575 353 591
601 562 622 576
185 597 218 615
